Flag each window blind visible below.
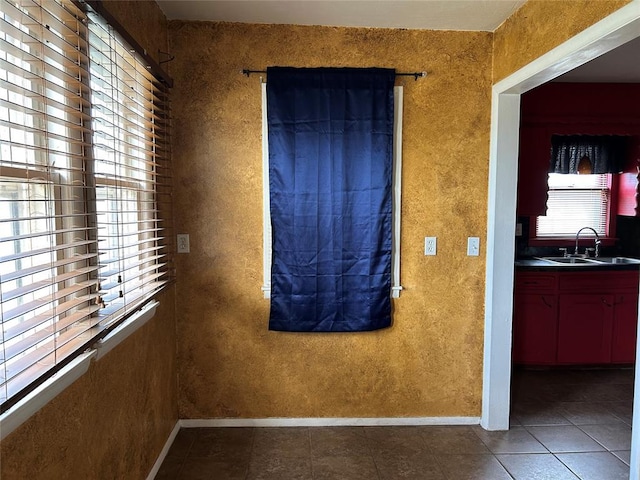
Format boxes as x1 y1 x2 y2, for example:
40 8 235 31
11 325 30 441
0 0 171 411
87 13 170 324
536 173 609 237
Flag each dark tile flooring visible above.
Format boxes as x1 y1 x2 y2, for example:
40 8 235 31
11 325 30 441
156 368 634 479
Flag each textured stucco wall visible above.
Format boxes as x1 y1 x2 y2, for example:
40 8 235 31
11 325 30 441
492 0 631 82
170 22 492 419
0 3 177 479
100 0 169 65
0 288 177 480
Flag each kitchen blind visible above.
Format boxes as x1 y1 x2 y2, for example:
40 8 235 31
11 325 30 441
536 173 609 237
0 0 171 411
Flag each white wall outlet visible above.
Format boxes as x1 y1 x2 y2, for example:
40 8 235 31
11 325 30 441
424 237 437 256
177 234 190 253
515 223 523 237
467 237 480 256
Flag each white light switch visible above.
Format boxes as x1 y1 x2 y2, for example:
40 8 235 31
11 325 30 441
467 237 480 256
515 223 523 237
424 237 437 256
177 234 190 253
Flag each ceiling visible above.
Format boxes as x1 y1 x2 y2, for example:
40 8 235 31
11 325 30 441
157 0 639 83
157 0 525 32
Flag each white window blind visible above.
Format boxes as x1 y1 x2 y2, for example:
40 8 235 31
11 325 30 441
0 0 171 410
536 173 609 237
88 14 169 323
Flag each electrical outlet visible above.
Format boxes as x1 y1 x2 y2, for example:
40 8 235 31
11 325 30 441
424 237 437 256
177 234 190 253
467 237 480 256
515 223 523 237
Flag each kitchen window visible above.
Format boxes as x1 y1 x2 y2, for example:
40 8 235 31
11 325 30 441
535 173 613 238
0 0 171 412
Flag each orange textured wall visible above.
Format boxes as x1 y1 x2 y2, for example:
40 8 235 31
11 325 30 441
0 288 177 480
169 21 492 419
100 0 169 65
493 0 631 82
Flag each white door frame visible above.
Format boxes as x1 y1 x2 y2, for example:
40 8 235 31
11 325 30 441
482 1 640 477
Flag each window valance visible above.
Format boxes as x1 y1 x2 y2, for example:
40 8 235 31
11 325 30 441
550 135 628 174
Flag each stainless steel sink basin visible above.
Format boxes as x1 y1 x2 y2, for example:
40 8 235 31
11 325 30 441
532 256 640 266
536 256 597 264
591 257 640 265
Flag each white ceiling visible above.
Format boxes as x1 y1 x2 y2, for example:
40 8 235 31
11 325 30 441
156 0 525 31
157 0 639 82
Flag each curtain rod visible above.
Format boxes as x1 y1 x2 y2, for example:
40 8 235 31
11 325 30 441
241 69 427 81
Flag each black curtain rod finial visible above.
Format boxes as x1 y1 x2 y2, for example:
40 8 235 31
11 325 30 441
158 50 175 65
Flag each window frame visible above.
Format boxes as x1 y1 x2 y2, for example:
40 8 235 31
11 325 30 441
529 173 620 246
0 0 171 415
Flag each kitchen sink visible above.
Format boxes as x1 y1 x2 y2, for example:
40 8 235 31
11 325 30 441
591 257 640 265
536 256 598 264
533 256 640 266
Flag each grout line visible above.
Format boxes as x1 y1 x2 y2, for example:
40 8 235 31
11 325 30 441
551 452 583 480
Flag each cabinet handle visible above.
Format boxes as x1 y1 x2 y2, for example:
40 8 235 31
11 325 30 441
541 296 552 308
601 297 612 307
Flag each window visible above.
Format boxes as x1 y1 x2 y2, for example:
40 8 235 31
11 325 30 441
536 173 611 238
0 0 171 411
261 83 403 300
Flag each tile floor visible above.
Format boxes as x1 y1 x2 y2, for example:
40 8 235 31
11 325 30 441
156 367 634 479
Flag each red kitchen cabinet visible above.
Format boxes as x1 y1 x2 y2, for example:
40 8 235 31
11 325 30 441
517 126 550 217
611 293 639 364
557 294 614 364
513 269 639 366
512 272 558 364
513 294 558 364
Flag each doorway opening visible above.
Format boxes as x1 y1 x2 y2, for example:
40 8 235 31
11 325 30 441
482 3 640 478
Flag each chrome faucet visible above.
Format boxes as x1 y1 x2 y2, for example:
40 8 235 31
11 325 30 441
575 227 601 258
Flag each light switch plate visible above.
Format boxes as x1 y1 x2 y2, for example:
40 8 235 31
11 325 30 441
515 223 523 237
467 237 480 256
177 234 190 253
425 237 437 256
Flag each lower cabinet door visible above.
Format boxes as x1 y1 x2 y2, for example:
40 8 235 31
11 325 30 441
558 294 614 364
611 294 639 364
513 294 557 364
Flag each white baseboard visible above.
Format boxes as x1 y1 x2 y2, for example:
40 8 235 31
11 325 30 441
180 416 481 428
147 416 481 477
146 420 181 480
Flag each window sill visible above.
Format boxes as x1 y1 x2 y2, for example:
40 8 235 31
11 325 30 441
0 350 96 441
95 300 159 360
0 300 159 440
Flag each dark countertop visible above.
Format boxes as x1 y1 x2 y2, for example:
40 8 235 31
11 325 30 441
515 258 640 272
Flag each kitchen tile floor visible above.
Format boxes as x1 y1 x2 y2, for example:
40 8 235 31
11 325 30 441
156 368 634 479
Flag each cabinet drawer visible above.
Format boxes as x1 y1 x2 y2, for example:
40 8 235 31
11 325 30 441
559 271 639 293
515 273 557 293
